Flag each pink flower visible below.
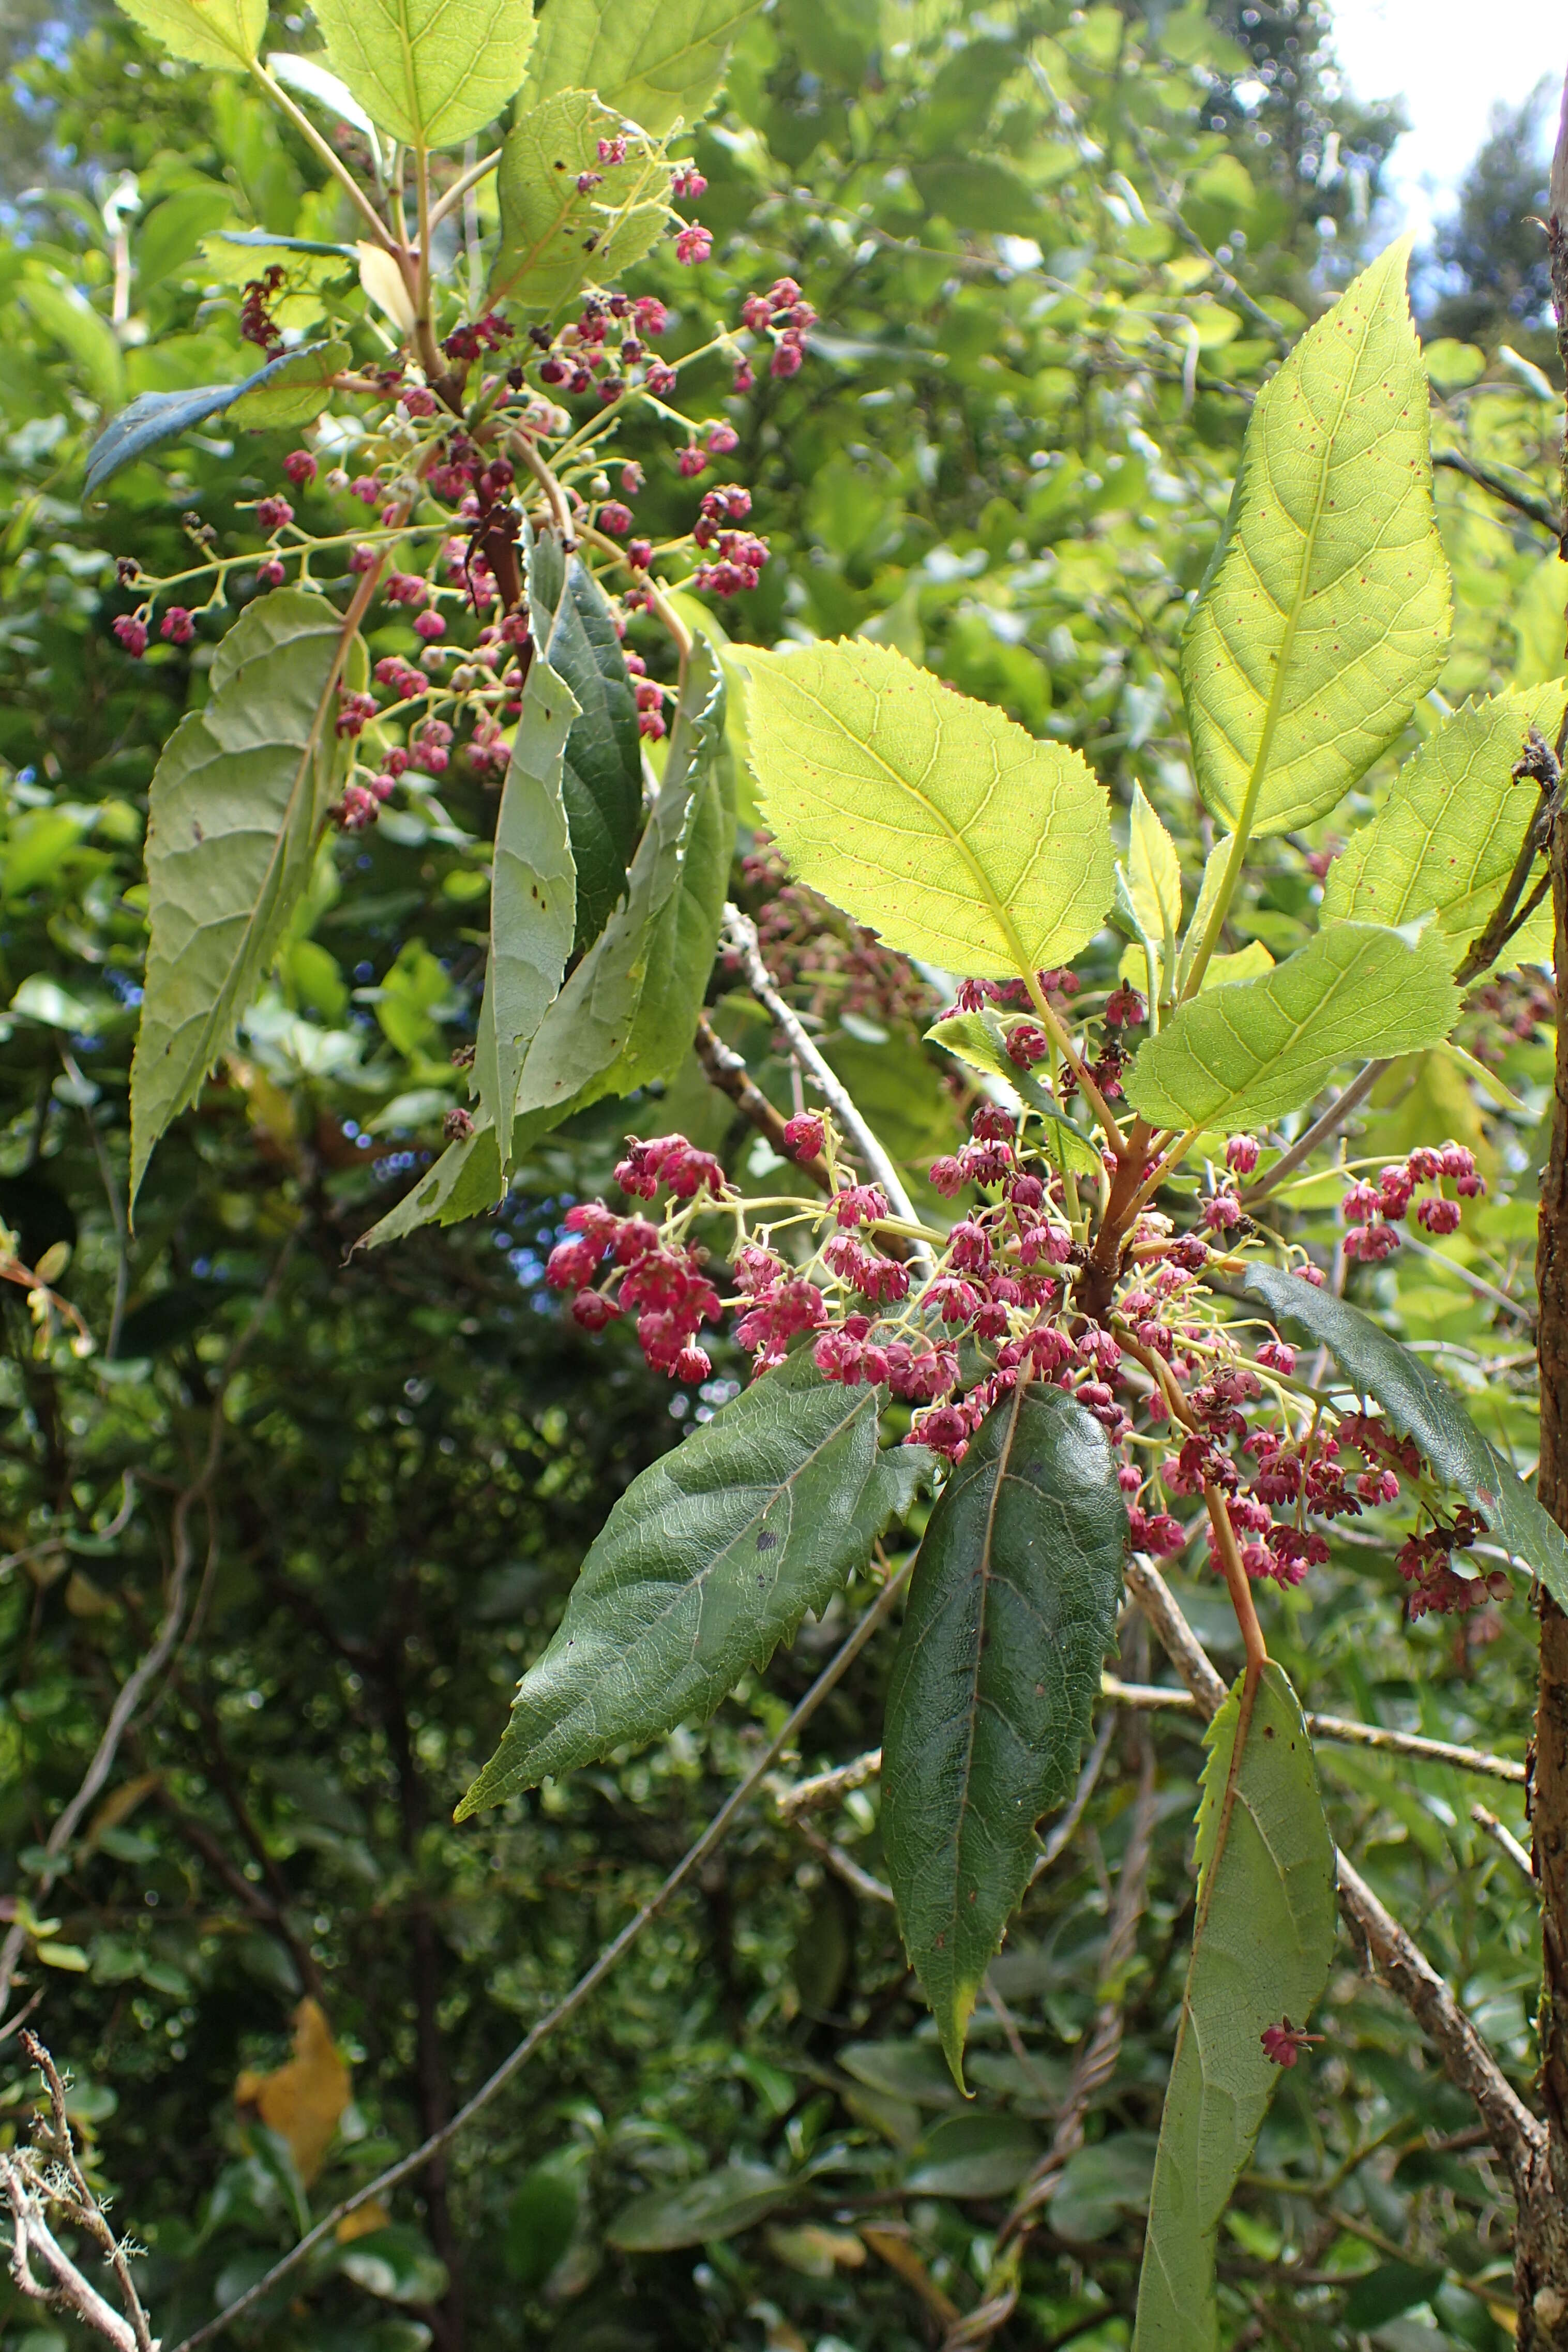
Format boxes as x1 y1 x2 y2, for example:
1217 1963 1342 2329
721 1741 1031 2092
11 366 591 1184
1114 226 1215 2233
1261 2021 1321 2068
113 614 148 657
413 611 446 640
1416 1195 1461 1235
401 386 439 417
783 1112 825 1159
676 446 707 478
282 449 318 486
255 494 293 531
160 606 195 645
257 557 286 586
833 1183 889 1229
599 502 634 536
674 223 713 265
1226 1134 1260 1175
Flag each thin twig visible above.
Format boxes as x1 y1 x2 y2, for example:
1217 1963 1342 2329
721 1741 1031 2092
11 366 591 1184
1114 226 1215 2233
794 1820 893 1904
1471 1801 1535 1881
1433 449 1562 536
693 1015 833 1192
1101 1675 1527 1783
722 904 933 1264
1240 1060 1387 1210
775 1744 882 1819
23 2035 155 2352
1126 125 1290 348
171 1558 914 2352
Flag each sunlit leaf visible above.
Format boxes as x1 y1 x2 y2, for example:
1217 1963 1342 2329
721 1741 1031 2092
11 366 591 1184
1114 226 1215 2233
520 0 761 133
743 639 1115 981
1322 680 1568 966
310 0 536 148
489 92 670 320
114 0 265 70
527 530 643 953
1181 240 1451 837
1125 919 1459 1132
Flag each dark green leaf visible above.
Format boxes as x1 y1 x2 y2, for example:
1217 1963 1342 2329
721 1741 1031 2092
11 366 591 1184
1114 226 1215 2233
607 2162 790 2252
1240 1261 1568 1602
528 530 643 955
85 342 340 492
882 1383 1127 2080
1343 2263 1445 2331
903 2113 1040 2196
503 2158 581 2289
458 1351 927 1812
1135 1663 1337 2351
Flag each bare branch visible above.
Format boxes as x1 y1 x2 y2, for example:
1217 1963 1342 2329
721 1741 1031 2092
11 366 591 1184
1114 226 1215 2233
1472 1801 1535 1882
1103 1674 1527 1783
1240 1060 1387 1210
171 1559 914 2352
693 1014 833 1190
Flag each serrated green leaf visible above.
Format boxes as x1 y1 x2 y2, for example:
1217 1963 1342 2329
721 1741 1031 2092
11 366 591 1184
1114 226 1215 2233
1174 832 1232 997
925 1011 1104 1179
356 1119 503 1248
458 1351 927 1812
309 0 535 148
608 2163 789 2252
1127 781 1181 975
1181 240 1451 838
1322 680 1568 966
130 591 360 1203
520 0 761 133
882 1384 1127 2082
228 338 350 429
510 634 728 1129
743 640 1115 981
489 91 669 320
114 0 264 69
1239 1262 1568 1602
473 651 578 1165
85 342 342 493
1124 919 1459 1133
1134 1662 1336 2352
528 531 643 952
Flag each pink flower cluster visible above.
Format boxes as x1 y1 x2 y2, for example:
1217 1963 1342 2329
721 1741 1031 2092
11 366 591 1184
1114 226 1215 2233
1342 1143 1483 1261
737 277 815 383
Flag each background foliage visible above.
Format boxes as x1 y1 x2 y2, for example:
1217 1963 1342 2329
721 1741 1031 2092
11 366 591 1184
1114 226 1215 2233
0 1 1562 2346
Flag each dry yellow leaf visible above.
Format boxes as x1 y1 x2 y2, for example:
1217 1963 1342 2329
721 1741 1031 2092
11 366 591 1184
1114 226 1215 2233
336 2199 391 2243
86 1771 161 1847
236 1998 350 2184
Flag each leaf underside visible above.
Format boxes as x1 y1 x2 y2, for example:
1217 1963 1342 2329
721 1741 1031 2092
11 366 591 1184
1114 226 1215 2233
85 342 342 493
1181 239 1451 837
130 589 358 1203
1240 1262 1568 1603
458 1351 928 1812
1124 918 1459 1132
881 1384 1127 2080
1134 1662 1337 2352
744 638 1115 979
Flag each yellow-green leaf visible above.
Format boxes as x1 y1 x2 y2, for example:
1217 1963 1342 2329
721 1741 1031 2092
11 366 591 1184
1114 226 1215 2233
489 91 670 318
743 640 1115 981
1181 239 1451 838
1134 1664 1337 2350
1322 680 1568 967
1127 781 1182 965
310 0 536 149
520 0 761 134
1125 919 1459 1132
114 0 264 69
